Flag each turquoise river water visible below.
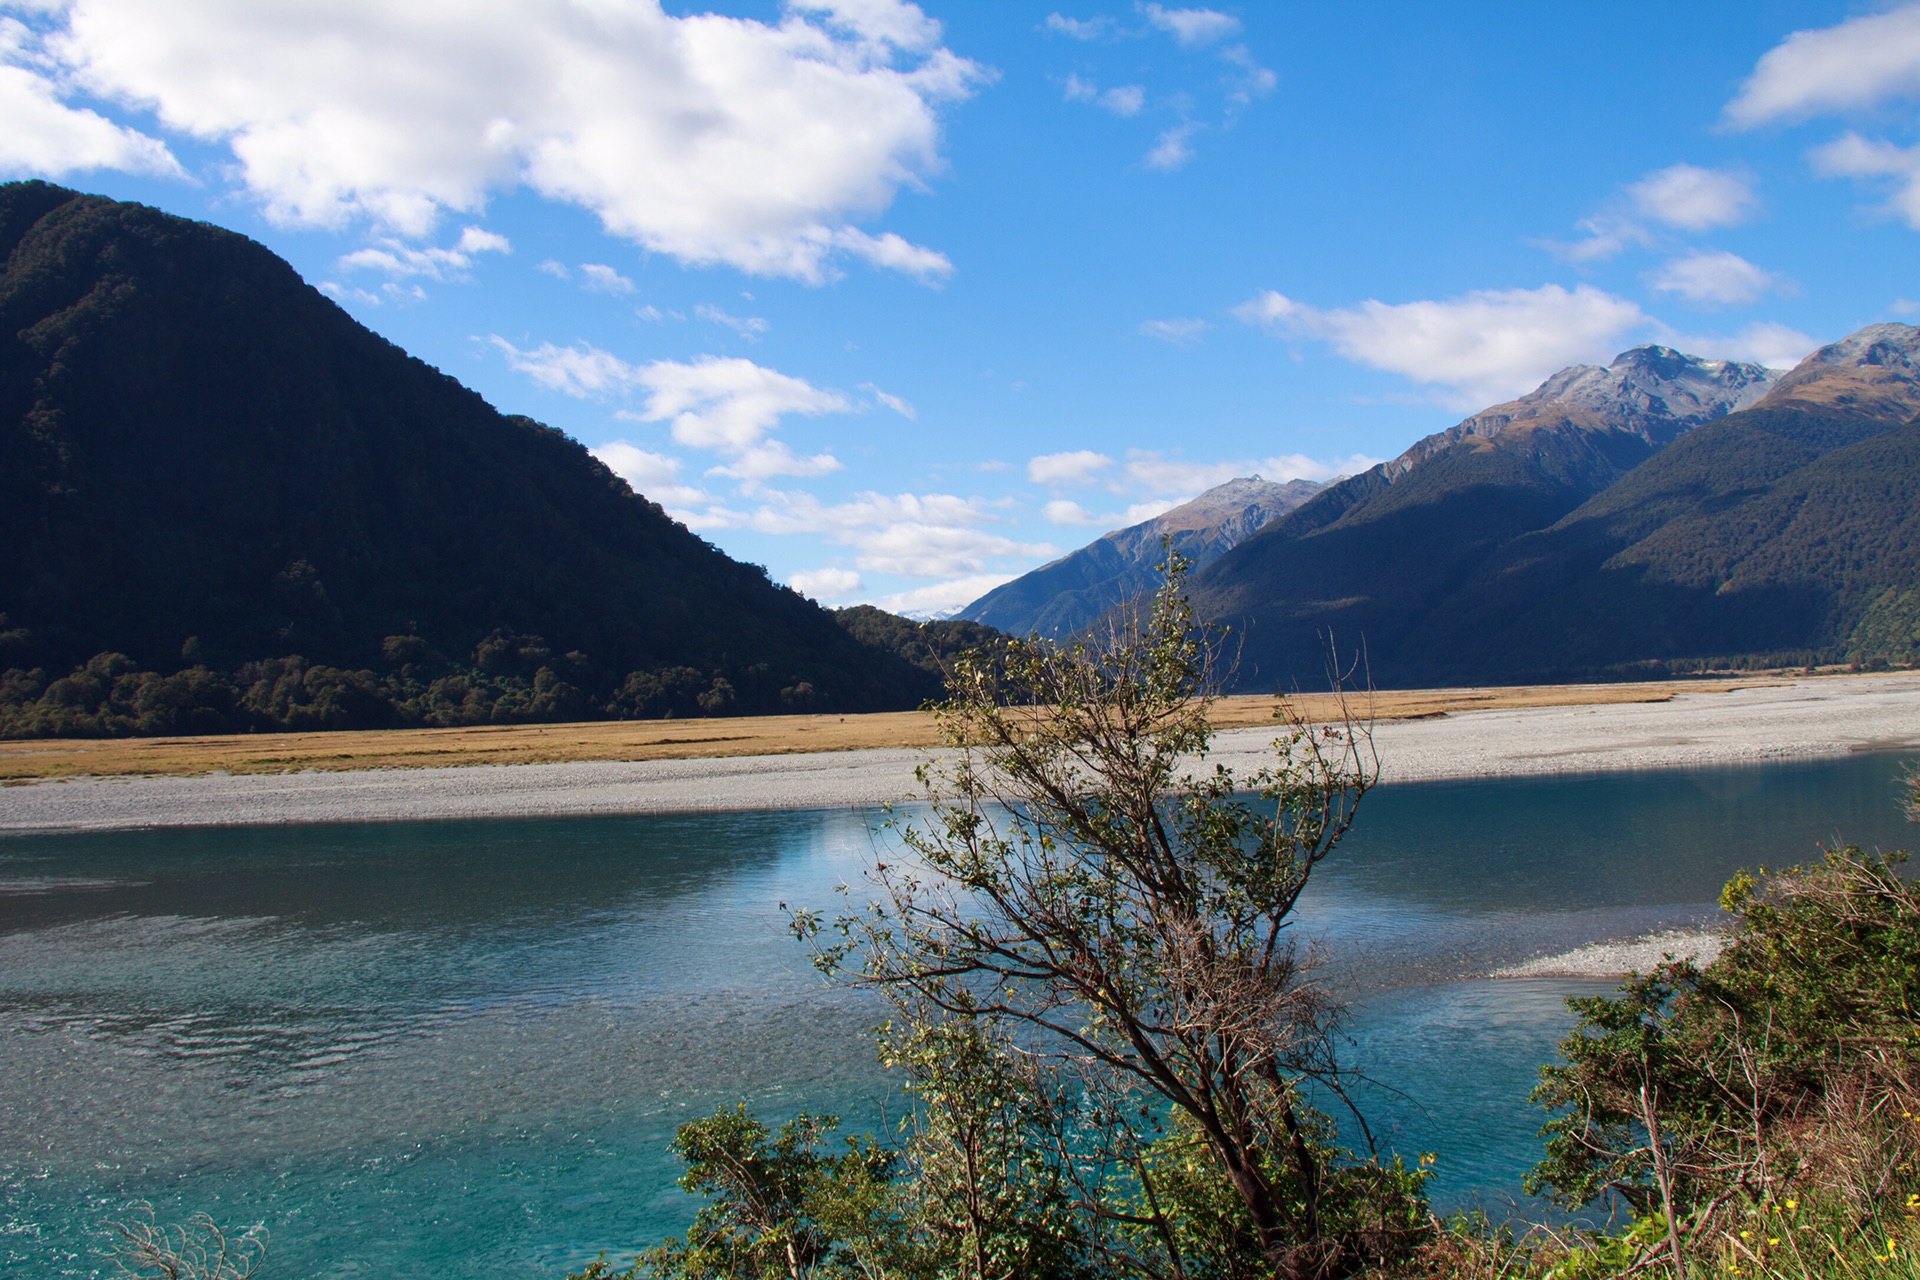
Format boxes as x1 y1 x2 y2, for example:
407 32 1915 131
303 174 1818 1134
2 752 1915 1277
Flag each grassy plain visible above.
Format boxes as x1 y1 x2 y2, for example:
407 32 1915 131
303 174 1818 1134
0 677 1787 783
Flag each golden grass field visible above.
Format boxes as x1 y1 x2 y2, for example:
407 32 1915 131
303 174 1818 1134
0 677 1783 783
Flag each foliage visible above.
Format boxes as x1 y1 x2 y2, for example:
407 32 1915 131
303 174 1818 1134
0 181 945 733
0 609 972 738
831 607 1005 681
1526 847 1920 1276
788 558 1422 1279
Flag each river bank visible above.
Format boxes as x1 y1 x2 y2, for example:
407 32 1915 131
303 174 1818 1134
2 673 1915 833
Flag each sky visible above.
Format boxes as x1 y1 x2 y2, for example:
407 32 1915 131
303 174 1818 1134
3 1 1918 616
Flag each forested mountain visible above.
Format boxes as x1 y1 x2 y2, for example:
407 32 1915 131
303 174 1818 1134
1185 325 1920 689
958 476 1324 636
0 182 942 735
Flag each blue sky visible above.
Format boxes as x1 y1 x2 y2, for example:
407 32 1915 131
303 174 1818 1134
4 1 1918 614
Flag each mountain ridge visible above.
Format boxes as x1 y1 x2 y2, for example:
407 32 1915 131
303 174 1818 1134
958 475 1324 637
1183 323 1920 689
0 181 941 734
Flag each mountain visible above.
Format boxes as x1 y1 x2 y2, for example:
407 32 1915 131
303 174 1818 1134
1178 337 1920 689
958 475 1325 637
1395 324 1920 682
0 181 937 735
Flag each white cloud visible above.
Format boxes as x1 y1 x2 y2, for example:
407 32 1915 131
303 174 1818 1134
339 226 509 281
1554 165 1755 261
830 227 956 283
1236 283 1648 408
1628 164 1757 231
25 0 984 282
1726 5 1920 128
696 303 771 340
1028 449 1114 484
456 226 511 255
1647 249 1777 306
492 337 646 397
1145 123 1197 170
1812 133 1920 229
590 440 707 507
1044 13 1113 40
1219 43 1277 103
1660 321 1817 370
1138 316 1209 344
633 356 849 463
0 18 182 179
1123 498 1179 523
1557 212 1651 264
742 488 1054 579
580 263 635 295
492 342 848 477
871 574 1013 619
1893 298 1920 317
538 259 570 279
861 382 917 418
1064 73 1144 115
1043 499 1101 525
788 567 863 601
1141 4 1240 48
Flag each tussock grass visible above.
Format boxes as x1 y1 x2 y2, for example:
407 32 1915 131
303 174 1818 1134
0 679 1760 783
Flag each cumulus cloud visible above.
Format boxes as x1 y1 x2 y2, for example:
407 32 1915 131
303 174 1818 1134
742 488 1055 579
492 337 647 397
1044 13 1114 40
0 18 181 179
1660 321 1818 370
1812 133 1920 229
1028 449 1114 485
1236 283 1648 408
1042 498 1101 525
1726 8 1920 233
631 356 848 478
1629 164 1757 231
19 0 984 281
1648 250 1778 306
1725 5 1920 128
696 303 770 340
339 226 510 280
1145 123 1198 170
493 341 848 478
580 263 635 295
788 566 863 601
1138 316 1209 344
1141 4 1239 48
1556 164 1755 262
591 440 707 507
1064 73 1145 115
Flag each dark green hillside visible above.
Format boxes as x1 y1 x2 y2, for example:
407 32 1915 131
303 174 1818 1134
1407 411 1920 680
0 182 935 735
1190 442 1623 688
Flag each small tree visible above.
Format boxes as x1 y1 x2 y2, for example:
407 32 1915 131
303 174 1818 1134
801 561 1414 1280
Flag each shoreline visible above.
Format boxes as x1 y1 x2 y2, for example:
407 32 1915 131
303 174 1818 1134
2 673 1917 833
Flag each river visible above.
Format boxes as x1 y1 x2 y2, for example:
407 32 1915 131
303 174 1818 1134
2 752 1914 1277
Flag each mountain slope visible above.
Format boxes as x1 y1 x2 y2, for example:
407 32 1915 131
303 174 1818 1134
0 182 934 732
959 476 1323 636
1400 325 1920 680
1184 345 1779 687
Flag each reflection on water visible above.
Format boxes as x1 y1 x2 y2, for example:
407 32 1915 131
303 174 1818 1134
2 753 1914 1276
